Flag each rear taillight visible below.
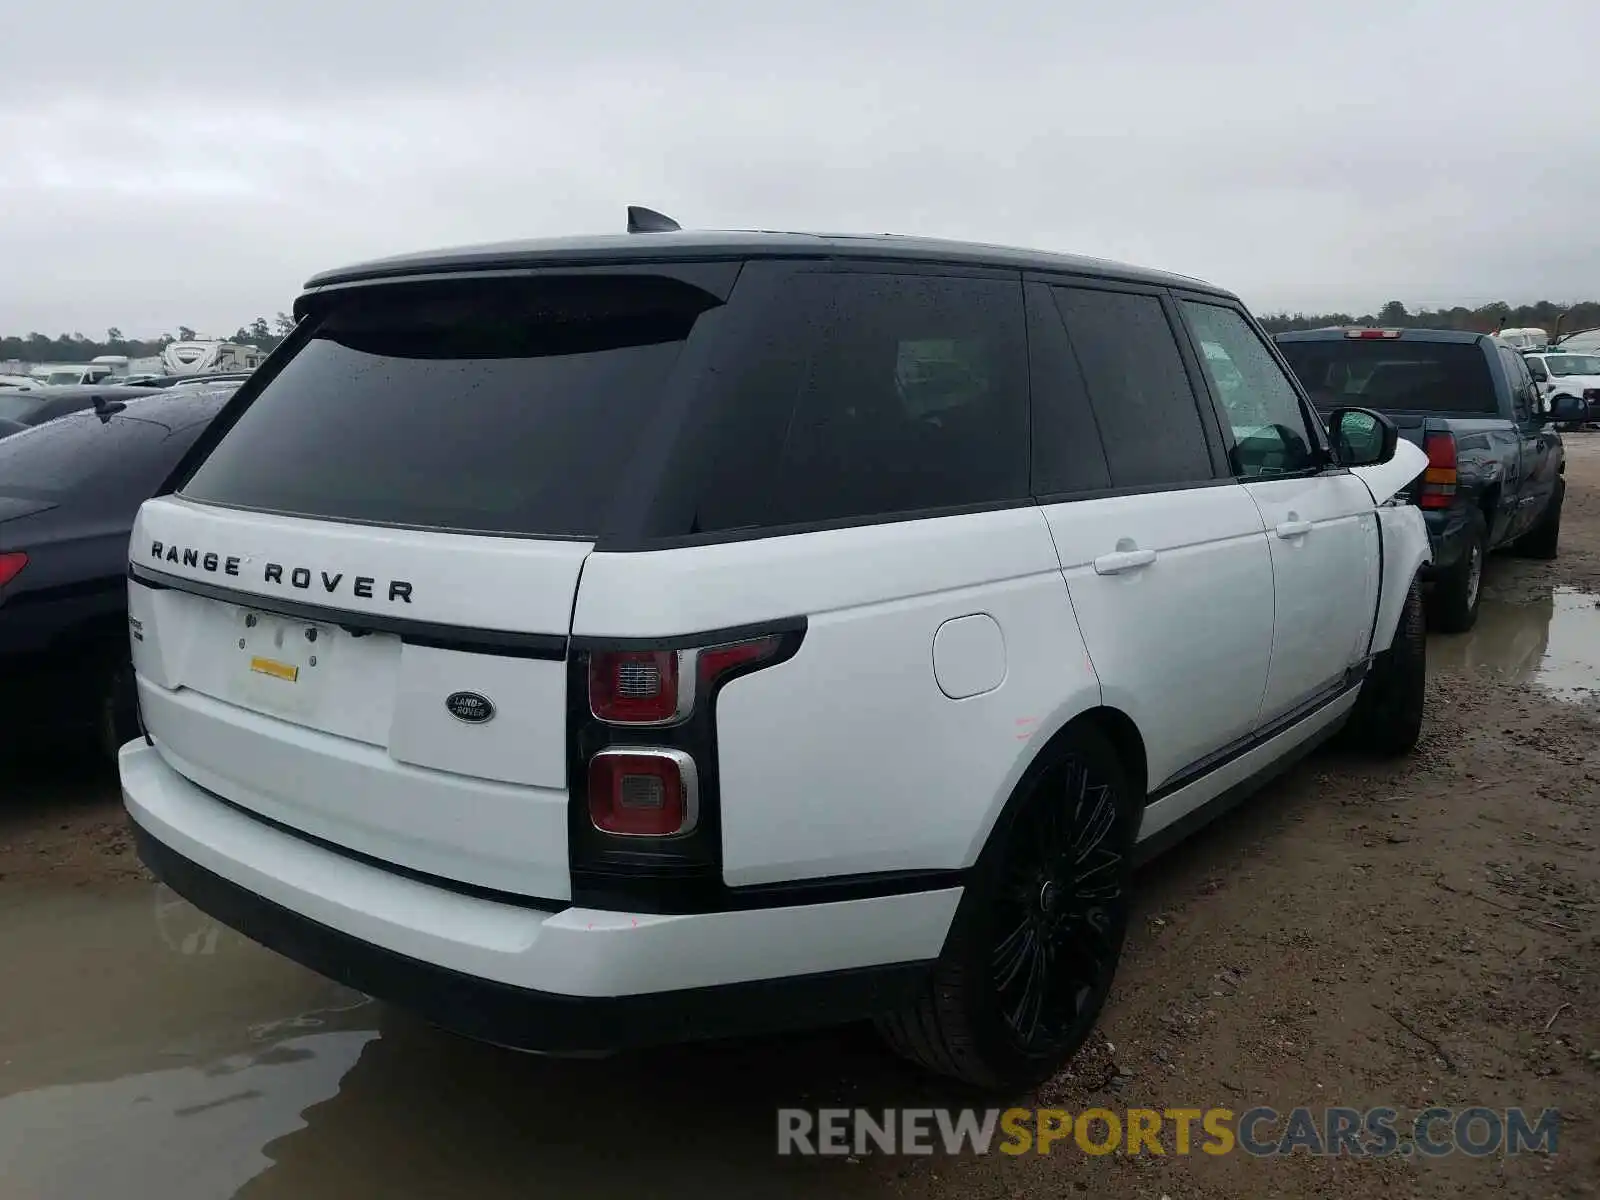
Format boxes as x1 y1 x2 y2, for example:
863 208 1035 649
588 749 698 837
697 636 781 684
589 650 685 725
0 551 27 588
568 625 804 912
588 637 786 727
1419 432 1458 509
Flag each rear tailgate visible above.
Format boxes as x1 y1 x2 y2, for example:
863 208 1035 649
128 270 724 902
1281 334 1497 504
129 499 584 898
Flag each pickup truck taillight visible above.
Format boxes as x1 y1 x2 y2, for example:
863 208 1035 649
1419 432 1458 509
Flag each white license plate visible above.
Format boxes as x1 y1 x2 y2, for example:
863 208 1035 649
233 609 332 716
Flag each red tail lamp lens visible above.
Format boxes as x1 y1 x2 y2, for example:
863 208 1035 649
0 551 27 588
697 636 781 685
588 750 697 837
589 650 681 724
1419 432 1458 510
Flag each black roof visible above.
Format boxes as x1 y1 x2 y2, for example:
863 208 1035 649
301 228 1231 299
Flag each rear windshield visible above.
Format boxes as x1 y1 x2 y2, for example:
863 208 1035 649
1543 354 1600 376
1277 339 1498 414
179 275 716 537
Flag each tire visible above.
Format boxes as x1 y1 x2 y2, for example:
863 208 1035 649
1515 479 1563 560
876 723 1138 1092
96 659 139 764
1428 508 1486 634
1344 575 1426 756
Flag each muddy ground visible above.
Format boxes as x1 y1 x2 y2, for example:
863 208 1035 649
3 443 1599 1199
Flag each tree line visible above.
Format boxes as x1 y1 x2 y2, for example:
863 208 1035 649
0 313 297 363
1258 299 1600 336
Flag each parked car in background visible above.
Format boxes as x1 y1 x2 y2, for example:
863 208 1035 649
119 371 257 390
1521 350 1600 424
1276 327 1573 633
0 374 38 390
1554 327 1600 354
0 384 159 439
30 362 124 387
0 386 234 758
121 221 1431 1091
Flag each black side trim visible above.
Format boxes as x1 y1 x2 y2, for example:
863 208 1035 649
568 614 808 653
571 868 969 916
1133 704 1348 867
132 821 934 1054
128 563 569 661
1148 664 1369 802
191 779 568 912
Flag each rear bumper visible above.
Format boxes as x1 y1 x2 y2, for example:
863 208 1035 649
121 741 956 1053
1419 505 1473 575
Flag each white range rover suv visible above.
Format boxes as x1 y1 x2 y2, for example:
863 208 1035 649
120 216 1432 1090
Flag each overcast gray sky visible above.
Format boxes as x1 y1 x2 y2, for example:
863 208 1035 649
3 0 1598 337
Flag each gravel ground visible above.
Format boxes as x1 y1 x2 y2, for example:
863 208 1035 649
2 439 1597 1199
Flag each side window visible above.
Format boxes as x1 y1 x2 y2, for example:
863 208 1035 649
1526 356 1549 383
1025 282 1112 496
1503 350 1535 418
1049 286 1214 489
692 271 1030 532
1180 301 1319 478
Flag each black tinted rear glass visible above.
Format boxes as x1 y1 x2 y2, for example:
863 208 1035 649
180 275 716 537
1278 339 1497 414
1050 287 1215 488
685 270 1029 533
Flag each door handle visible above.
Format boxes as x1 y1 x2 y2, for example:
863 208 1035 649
1275 518 1313 540
1093 547 1157 575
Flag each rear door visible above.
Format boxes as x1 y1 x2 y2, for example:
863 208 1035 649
129 272 724 900
1178 300 1378 726
1027 280 1274 797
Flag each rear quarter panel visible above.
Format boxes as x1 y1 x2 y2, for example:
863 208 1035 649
573 507 1106 886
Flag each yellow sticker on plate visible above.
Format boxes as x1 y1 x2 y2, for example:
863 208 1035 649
249 656 300 683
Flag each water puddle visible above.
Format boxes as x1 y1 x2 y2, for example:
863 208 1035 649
0 881 930 1198
1431 587 1600 702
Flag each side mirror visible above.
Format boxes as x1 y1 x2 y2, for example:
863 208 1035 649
1327 406 1399 467
1547 394 1586 424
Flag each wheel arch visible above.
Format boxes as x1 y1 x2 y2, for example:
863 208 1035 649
1371 504 1431 652
1477 481 1502 530
962 703 1148 873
